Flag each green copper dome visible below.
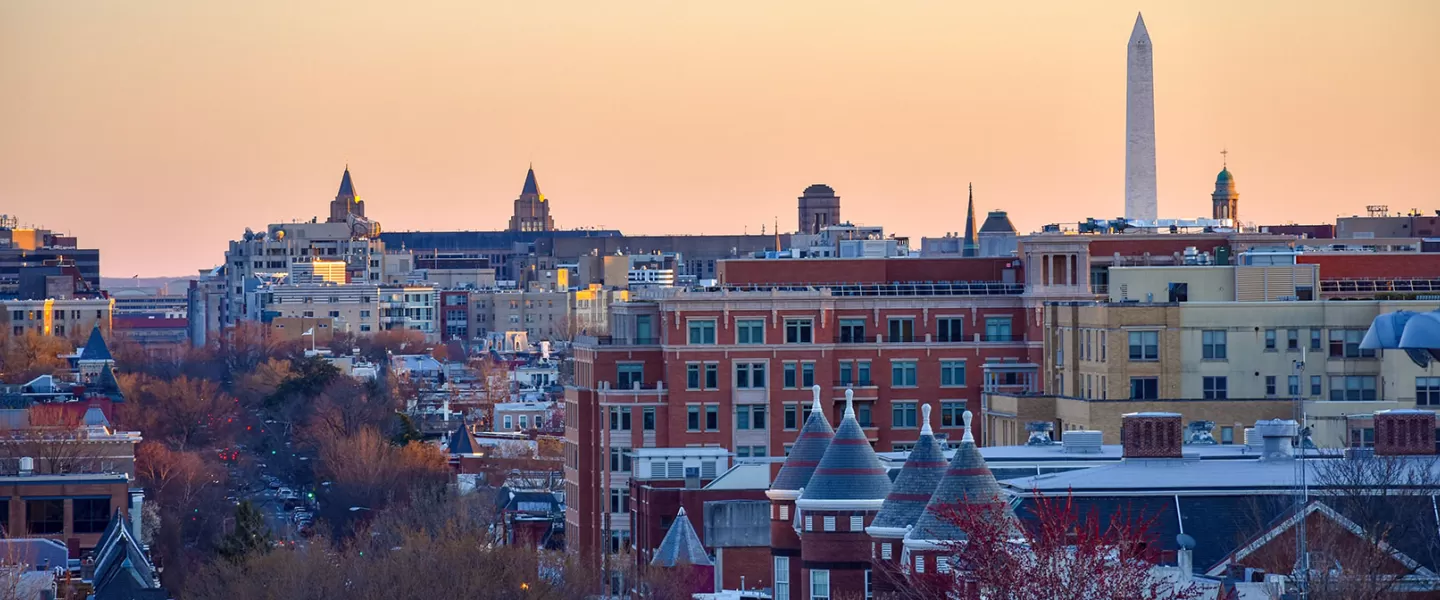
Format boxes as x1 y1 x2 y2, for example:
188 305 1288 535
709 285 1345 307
1216 168 1233 184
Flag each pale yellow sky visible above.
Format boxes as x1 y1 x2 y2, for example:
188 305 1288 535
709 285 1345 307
2 1 1437 276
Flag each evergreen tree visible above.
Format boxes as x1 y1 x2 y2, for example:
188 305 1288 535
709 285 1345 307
218 500 272 562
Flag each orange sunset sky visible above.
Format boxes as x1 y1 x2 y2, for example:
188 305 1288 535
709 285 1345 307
2 1 1437 277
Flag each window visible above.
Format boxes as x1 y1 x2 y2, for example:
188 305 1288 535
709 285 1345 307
736 405 766 430
519 415 530 429
1288 375 1301 397
1220 426 1235 444
705 364 718 389
785 319 813 344
866 569 874 599
984 317 1012 342
893 402 918 428
888 318 915 343
1128 330 1158 361
73 498 110 534
26 499 64 535
1203 376 1228 400
687 406 701 431
1310 329 1322 350
915 555 925 573
687 363 702 390
783 363 798 389
705 405 719 430
801 363 815 388
937 556 951 574
891 361 917 387
736 319 764 344
881 543 892 559
608 448 632 472
784 404 798 430
1287 329 1300 351
1418 377 1440 406
608 407 632 431
1329 329 1375 358
940 401 966 428
1329 376 1378 401
735 362 767 389
940 361 966 387
688 319 716 344
1130 377 1159 400
1264 329 1277 350
609 488 630 514
810 569 830 600
937 317 964 342
1310 375 1323 397
1201 330 1227 360
858 362 872 386
643 407 656 432
856 403 873 427
503 415 513 429
823 515 836 531
617 364 644 390
774 557 790 600
1265 376 1277 397
805 515 813 531
839 318 866 343
851 515 864 531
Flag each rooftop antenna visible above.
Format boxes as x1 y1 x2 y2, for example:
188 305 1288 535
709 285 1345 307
1293 346 1310 599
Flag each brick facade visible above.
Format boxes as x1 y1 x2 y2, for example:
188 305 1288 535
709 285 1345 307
1373 410 1437 457
1121 413 1183 458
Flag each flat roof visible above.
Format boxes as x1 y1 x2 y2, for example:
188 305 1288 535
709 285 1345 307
999 454 1440 495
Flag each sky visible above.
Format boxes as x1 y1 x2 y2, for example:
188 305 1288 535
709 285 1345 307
2 1 1437 277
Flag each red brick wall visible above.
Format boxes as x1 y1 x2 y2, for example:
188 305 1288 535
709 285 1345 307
718 546 773 592
1373 411 1437 457
1121 414 1183 459
1299 253 1440 280
719 257 1019 286
1087 237 1229 259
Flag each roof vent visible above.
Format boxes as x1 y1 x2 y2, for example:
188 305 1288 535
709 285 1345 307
1253 419 1299 461
1121 413 1183 459
1061 430 1103 454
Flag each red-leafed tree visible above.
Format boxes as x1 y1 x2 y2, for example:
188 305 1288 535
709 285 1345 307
889 492 1210 600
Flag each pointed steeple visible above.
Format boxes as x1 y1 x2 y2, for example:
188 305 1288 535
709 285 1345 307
79 326 113 363
336 165 358 201
769 385 835 497
521 165 542 199
962 183 978 257
906 410 1014 546
869 404 948 536
92 364 123 400
796 389 892 510
446 423 481 456
1129 12 1151 46
650 507 714 567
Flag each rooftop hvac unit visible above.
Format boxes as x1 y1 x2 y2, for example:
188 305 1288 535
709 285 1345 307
1244 428 1263 451
1186 420 1217 445
1061 430 1103 454
1025 421 1056 446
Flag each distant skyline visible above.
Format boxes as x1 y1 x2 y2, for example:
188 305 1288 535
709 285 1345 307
2 1 1437 276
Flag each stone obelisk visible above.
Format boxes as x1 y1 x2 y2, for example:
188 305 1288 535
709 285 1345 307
1125 12 1157 222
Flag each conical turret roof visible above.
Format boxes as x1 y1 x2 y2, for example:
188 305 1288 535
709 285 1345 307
796 389 891 509
650 507 713 567
79 326 112 362
869 404 948 536
769 386 834 497
93 364 123 400
337 166 358 200
906 410 1012 544
521 166 542 198
446 423 481 455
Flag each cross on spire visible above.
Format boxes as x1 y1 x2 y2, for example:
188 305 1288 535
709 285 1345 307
1221 148 1229 168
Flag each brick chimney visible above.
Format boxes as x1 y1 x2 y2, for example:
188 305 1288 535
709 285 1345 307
1121 412 1183 459
1373 410 1437 457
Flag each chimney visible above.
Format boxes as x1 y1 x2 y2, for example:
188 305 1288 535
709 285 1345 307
1121 412 1183 459
1253 419 1299 461
1373 410 1437 457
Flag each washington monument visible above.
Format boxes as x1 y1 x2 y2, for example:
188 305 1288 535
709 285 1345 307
1125 12 1157 222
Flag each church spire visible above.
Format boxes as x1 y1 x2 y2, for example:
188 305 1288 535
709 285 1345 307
336 166 358 201
962 183 978 257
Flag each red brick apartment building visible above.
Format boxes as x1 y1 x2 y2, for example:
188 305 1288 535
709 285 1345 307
562 231 1348 571
564 254 1069 567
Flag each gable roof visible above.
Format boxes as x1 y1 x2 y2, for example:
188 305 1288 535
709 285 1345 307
869 404 948 536
91 510 158 596
907 410 1011 546
796 389 891 510
79 326 113 362
768 386 834 498
651 507 713 567
1208 497 1440 579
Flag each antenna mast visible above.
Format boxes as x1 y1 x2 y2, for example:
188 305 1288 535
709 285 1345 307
1293 347 1310 599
